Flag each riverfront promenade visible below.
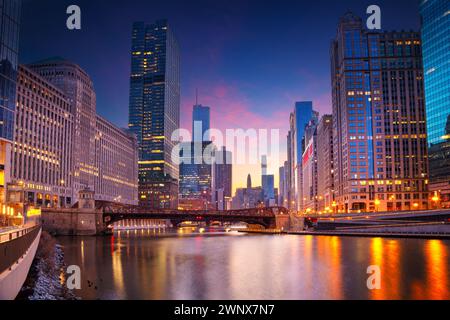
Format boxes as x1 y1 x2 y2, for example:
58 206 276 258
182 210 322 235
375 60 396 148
241 209 450 239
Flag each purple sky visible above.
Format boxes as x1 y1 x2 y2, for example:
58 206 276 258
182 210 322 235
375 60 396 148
20 0 421 188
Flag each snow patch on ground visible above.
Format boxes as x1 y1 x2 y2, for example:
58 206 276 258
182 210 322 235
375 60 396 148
20 243 79 300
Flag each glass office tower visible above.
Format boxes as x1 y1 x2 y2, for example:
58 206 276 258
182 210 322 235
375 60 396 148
287 102 314 211
179 104 213 204
192 104 210 142
0 0 21 205
128 20 180 209
420 0 450 207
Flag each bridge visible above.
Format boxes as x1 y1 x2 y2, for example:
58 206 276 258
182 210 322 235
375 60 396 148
101 205 291 230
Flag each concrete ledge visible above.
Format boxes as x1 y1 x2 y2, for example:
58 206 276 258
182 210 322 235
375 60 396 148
239 229 285 234
287 230 450 240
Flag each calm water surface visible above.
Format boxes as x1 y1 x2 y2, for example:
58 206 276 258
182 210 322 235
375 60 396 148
57 229 450 300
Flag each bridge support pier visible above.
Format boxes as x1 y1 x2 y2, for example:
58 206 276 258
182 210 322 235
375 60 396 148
274 214 290 231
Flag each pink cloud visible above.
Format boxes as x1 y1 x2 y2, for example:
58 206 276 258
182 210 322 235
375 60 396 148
181 82 289 135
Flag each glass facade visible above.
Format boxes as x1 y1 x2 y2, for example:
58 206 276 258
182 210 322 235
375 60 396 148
179 141 213 202
331 13 429 213
0 0 20 209
288 101 314 211
420 0 450 205
128 20 180 208
295 101 313 163
192 104 210 142
0 0 20 142
180 104 212 201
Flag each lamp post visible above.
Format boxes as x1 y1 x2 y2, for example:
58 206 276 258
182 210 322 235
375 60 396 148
374 199 381 213
332 201 337 215
431 191 440 209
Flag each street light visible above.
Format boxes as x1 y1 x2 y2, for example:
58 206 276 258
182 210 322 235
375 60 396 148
331 201 337 215
432 191 440 209
374 199 381 212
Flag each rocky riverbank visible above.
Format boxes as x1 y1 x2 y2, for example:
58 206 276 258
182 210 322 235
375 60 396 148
17 231 79 300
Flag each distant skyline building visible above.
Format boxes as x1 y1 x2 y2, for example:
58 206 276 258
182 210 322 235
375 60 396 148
179 141 213 205
261 156 275 206
193 104 210 142
420 0 450 207
212 146 232 210
0 0 21 206
278 162 289 208
301 118 319 213
128 20 180 208
331 13 429 213
317 115 334 213
232 173 263 209
287 102 315 212
286 131 293 209
179 103 214 207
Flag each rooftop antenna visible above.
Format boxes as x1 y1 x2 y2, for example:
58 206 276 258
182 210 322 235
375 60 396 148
196 88 199 105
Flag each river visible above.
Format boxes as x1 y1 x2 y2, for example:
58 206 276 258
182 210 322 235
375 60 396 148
57 228 450 300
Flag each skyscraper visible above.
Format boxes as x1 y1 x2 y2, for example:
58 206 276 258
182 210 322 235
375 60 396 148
301 118 319 213
29 58 97 202
193 104 210 142
287 102 314 212
232 174 263 209
331 13 429 213
13 65 74 208
261 156 275 206
212 146 232 209
420 0 450 207
317 115 334 213
278 161 289 208
179 103 213 207
0 0 21 205
28 59 139 206
179 141 213 203
128 20 180 209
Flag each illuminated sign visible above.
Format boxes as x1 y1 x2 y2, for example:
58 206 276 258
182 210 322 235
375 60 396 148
27 208 42 217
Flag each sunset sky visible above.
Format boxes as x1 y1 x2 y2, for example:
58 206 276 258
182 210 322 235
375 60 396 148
20 0 421 192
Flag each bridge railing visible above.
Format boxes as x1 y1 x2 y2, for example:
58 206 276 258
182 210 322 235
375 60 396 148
0 225 41 274
103 206 289 217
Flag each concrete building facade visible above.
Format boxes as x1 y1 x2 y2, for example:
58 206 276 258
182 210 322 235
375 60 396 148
26 59 138 206
212 146 232 210
331 13 429 213
301 120 319 213
28 58 97 203
317 115 334 213
94 116 139 205
13 65 73 208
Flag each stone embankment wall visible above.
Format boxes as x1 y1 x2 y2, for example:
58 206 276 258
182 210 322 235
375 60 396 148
41 209 105 236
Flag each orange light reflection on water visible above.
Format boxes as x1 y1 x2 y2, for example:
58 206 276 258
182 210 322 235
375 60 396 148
425 240 449 300
369 238 385 300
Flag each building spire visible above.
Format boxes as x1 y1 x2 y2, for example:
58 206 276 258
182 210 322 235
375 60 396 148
247 174 252 189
